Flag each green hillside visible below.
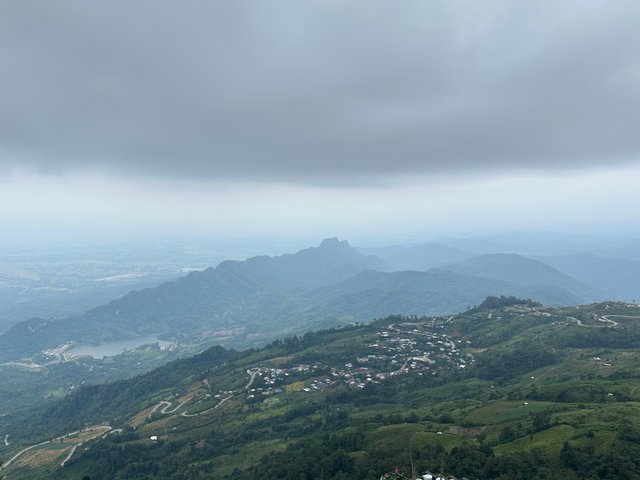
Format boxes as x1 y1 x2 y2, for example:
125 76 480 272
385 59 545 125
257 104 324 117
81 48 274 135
3 298 640 480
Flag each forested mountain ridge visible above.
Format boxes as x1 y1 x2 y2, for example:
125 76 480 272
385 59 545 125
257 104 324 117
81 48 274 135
0 238 388 360
299 268 585 319
4 299 640 479
0 240 593 363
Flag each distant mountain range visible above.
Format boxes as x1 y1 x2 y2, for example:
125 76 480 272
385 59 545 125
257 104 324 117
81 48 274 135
535 253 640 302
434 232 640 259
357 241 639 303
1 237 638 362
441 253 595 299
356 243 474 270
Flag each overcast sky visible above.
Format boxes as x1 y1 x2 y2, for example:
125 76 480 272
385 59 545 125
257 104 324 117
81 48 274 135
1 0 639 245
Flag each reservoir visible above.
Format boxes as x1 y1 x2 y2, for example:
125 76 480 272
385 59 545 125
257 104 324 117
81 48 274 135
67 335 173 358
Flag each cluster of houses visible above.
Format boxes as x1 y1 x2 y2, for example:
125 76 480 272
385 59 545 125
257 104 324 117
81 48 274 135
328 327 474 391
364 322 474 376
246 386 284 399
419 473 471 480
246 364 321 399
382 472 473 480
242 322 474 401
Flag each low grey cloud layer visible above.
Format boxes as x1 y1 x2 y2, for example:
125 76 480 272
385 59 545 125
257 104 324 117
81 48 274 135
1 0 639 185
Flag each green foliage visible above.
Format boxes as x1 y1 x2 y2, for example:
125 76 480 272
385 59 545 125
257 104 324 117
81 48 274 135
472 343 560 382
6 304 640 480
552 325 640 349
471 295 542 311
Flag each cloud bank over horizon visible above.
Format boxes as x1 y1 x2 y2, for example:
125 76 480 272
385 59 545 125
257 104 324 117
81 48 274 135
1 1 639 243
1 0 640 186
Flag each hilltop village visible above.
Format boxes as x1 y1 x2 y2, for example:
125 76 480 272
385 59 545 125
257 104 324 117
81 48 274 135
245 321 474 401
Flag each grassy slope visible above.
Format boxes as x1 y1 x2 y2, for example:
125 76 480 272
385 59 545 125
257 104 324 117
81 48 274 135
3 301 640 479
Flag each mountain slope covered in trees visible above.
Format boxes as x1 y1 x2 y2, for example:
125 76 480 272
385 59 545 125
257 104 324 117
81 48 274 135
3 299 640 480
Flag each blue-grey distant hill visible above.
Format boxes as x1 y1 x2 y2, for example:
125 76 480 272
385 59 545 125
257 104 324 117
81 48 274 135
598 239 640 262
437 232 640 261
0 239 593 362
441 253 596 302
356 243 474 271
534 253 640 303
437 237 533 255
291 268 585 326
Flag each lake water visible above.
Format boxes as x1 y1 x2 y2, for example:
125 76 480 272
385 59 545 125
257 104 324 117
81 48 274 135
67 335 173 358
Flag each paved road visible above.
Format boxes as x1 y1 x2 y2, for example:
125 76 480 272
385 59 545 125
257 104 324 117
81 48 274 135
157 367 261 419
391 357 411 376
1 426 112 471
215 395 233 409
180 395 234 417
60 442 82 467
1 439 51 469
160 397 194 414
600 315 621 327
147 401 169 417
245 370 260 391
60 427 122 467
148 396 194 418
567 316 618 328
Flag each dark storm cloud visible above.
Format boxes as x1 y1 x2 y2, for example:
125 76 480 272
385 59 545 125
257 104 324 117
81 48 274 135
1 0 640 184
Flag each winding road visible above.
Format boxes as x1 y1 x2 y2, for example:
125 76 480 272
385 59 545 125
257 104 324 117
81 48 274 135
566 316 618 328
148 369 262 420
60 442 82 467
180 395 234 417
148 396 194 418
1 439 52 470
146 365 289 421
0 426 112 471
